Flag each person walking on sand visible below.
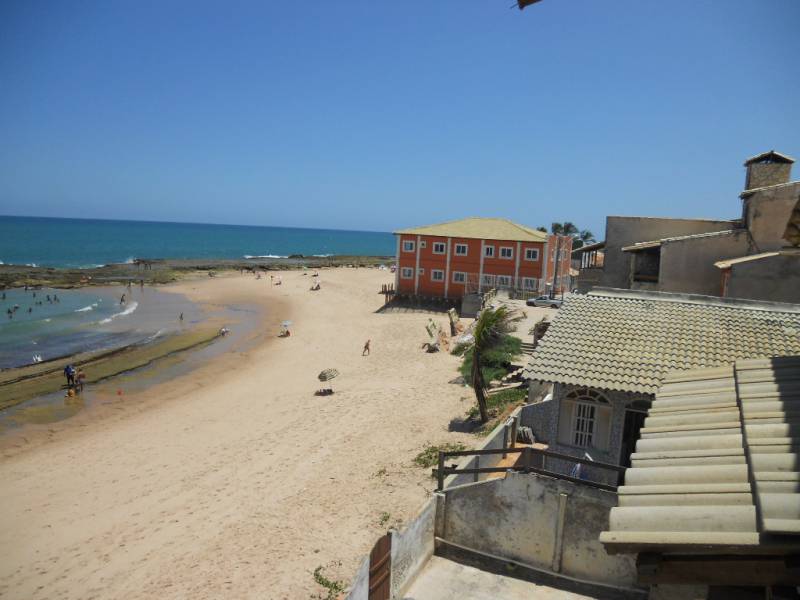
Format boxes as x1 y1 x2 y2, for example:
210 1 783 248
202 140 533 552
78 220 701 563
63 364 75 388
362 339 371 356
120 293 126 305
179 312 184 322
76 369 86 393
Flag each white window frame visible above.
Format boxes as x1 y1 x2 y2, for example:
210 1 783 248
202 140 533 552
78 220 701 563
499 246 513 259
497 275 512 287
432 242 446 255
417 268 424 276
400 267 413 279
420 240 427 249
481 274 495 287
523 277 538 290
484 245 495 258
431 269 444 282
525 248 540 261
452 271 466 283
454 244 468 256
402 240 415 253
572 401 596 448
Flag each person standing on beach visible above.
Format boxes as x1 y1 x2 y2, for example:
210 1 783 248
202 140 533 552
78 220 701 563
179 312 184 322
120 293 126 305
63 364 75 388
362 339 371 356
76 369 86 393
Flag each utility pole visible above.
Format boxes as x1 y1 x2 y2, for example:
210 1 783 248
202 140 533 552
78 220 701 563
551 236 561 299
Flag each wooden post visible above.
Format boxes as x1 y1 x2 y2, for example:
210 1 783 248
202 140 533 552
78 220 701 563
437 451 445 491
474 455 480 483
510 416 518 451
524 446 532 472
502 424 509 459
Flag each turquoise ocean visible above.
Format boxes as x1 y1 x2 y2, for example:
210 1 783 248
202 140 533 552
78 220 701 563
0 216 395 369
0 216 395 268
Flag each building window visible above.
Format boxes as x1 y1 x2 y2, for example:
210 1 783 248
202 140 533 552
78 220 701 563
455 244 468 256
420 241 427 249
484 245 495 258
431 269 444 282
525 248 539 261
481 274 495 287
433 242 446 254
559 387 611 451
402 240 415 253
400 267 413 279
500 247 513 259
497 275 511 287
417 268 424 276
452 271 466 283
523 277 538 290
572 402 596 448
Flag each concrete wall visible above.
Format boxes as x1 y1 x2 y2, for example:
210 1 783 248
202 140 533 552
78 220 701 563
439 471 641 591
390 498 436 599
602 216 736 289
445 406 521 488
743 182 800 251
345 554 370 600
726 253 800 303
658 230 750 296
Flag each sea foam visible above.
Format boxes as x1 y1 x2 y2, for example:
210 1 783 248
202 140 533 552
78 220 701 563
98 301 139 324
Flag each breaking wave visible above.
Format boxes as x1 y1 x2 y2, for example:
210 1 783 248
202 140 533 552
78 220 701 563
243 254 288 259
98 301 138 324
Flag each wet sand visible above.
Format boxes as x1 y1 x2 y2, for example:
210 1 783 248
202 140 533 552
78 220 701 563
0 268 477 599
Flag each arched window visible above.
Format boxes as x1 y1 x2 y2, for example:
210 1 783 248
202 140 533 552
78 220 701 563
558 387 612 450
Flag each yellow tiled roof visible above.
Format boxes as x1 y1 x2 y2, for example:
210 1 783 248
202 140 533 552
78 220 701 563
523 289 800 394
394 218 547 242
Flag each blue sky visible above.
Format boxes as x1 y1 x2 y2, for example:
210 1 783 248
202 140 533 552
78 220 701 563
1 1 798 238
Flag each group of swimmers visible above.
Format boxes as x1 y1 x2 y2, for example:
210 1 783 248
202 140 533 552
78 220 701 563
3 288 59 319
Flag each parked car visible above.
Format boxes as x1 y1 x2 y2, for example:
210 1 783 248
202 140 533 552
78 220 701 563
526 295 563 308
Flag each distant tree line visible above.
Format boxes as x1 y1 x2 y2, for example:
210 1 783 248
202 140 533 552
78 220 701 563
536 222 596 249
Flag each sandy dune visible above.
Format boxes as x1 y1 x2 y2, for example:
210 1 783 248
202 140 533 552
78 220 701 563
0 268 478 599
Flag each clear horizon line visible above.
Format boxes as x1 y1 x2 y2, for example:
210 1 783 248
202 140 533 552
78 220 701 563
0 213 392 236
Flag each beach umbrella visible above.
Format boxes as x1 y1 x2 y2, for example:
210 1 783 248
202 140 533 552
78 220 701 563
318 368 339 382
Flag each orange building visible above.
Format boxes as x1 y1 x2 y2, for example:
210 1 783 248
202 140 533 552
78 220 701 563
393 218 573 299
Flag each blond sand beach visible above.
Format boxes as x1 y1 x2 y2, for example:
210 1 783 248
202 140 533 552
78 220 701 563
0 268 479 599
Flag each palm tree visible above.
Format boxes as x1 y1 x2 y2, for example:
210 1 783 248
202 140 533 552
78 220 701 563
561 221 579 237
452 306 523 423
550 222 564 235
572 229 596 249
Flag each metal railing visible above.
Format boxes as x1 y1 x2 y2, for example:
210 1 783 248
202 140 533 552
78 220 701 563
435 445 626 493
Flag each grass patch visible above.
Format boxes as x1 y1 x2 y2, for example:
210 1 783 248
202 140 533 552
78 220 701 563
312 565 346 600
413 442 467 468
465 387 527 420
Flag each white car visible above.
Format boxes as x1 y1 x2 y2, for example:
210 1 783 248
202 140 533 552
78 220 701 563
526 295 563 309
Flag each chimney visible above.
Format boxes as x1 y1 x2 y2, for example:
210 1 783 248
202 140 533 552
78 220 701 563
743 150 794 190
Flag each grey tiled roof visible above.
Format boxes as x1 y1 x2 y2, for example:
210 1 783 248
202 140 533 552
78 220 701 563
523 289 800 394
600 356 800 554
